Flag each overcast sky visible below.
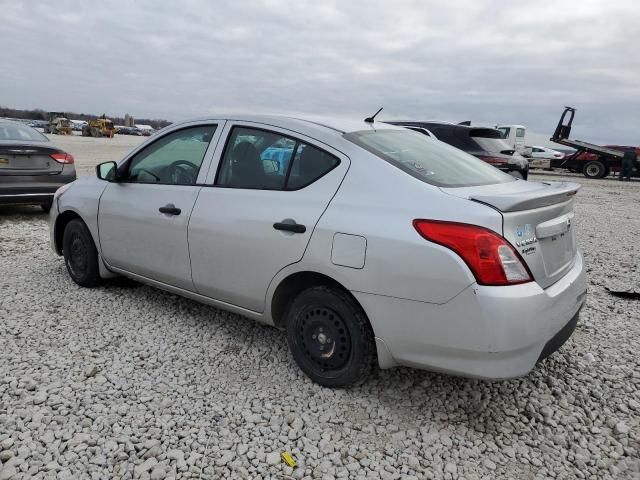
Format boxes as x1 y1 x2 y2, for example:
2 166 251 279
1 0 638 146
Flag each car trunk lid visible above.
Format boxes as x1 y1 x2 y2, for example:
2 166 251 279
0 143 64 176
441 180 580 289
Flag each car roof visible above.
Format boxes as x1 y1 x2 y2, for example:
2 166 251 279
179 115 405 137
388 120 457 126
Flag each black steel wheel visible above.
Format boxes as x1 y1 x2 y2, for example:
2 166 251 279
286 286 376 388
62 219 101 287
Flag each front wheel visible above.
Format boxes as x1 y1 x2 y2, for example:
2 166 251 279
62 219 102 287
286 286 376 388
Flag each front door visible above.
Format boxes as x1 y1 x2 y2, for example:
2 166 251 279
98 123 222 290
189 123 349 312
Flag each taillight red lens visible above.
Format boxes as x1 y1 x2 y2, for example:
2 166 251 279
413 220 533 286
50 153 74 164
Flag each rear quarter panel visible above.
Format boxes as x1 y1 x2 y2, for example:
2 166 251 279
269 146 504 307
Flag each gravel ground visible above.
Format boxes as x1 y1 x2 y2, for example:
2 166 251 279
0 173 639 480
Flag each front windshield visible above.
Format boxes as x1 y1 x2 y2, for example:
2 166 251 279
345 129 514 187
0 122 49 142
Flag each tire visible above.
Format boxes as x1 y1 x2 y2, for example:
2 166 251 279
285 286 376 388
40 199 53 213
62 219 102 287
583 160 606 179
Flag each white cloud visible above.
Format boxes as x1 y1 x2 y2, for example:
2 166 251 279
0 0 638 143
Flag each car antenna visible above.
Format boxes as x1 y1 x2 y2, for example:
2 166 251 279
364 107 383 123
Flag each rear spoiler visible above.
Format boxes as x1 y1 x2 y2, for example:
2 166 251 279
470 182 581 212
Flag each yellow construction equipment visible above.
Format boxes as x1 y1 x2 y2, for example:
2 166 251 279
44 112 73 135
82 115 116 138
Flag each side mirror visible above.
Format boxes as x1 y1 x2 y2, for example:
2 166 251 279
96 161 118 181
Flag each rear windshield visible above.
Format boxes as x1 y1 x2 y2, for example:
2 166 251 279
0 122 49 142
345 129 514 187
469 128 515 154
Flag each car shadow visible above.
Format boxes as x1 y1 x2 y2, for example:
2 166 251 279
0 204 48 220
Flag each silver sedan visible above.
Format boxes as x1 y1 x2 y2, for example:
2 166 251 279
50 116 587 387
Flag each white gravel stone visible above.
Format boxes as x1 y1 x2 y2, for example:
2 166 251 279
0 466 17 480
266 451 281 466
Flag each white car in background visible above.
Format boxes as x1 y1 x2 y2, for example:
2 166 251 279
49 116 586 387
528 146 564 169
530 146 564 160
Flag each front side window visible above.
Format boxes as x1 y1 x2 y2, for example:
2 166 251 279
516 128 526 138
345 129 513 188
216 127 339 190
125 125 216 185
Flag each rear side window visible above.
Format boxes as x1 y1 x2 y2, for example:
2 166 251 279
516 128 526 138
345 129 513 188
216 127 339 190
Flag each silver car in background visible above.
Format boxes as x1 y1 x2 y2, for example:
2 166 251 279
49 116 586 387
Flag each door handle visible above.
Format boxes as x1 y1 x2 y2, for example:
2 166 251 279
273 221 306 234
159 204 181 215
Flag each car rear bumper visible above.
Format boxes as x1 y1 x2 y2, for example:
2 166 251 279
354 251 587 378
0 168 76 205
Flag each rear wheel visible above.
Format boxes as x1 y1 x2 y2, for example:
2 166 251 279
285 286 376 388
583 160 606 179
62 219 101 287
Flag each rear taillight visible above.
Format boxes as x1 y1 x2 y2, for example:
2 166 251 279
478 156 508 165
50 153 74 164
413 220 532 286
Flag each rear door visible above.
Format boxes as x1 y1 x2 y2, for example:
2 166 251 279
188 122 349 312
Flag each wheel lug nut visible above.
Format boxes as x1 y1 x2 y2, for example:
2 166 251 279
312 334 316 339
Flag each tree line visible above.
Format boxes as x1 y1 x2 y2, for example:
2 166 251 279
0 106 171 130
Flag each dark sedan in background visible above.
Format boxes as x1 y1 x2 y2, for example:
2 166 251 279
387 121 529 179
0 119 76 212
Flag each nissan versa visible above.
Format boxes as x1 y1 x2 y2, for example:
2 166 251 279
49 116 587 387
